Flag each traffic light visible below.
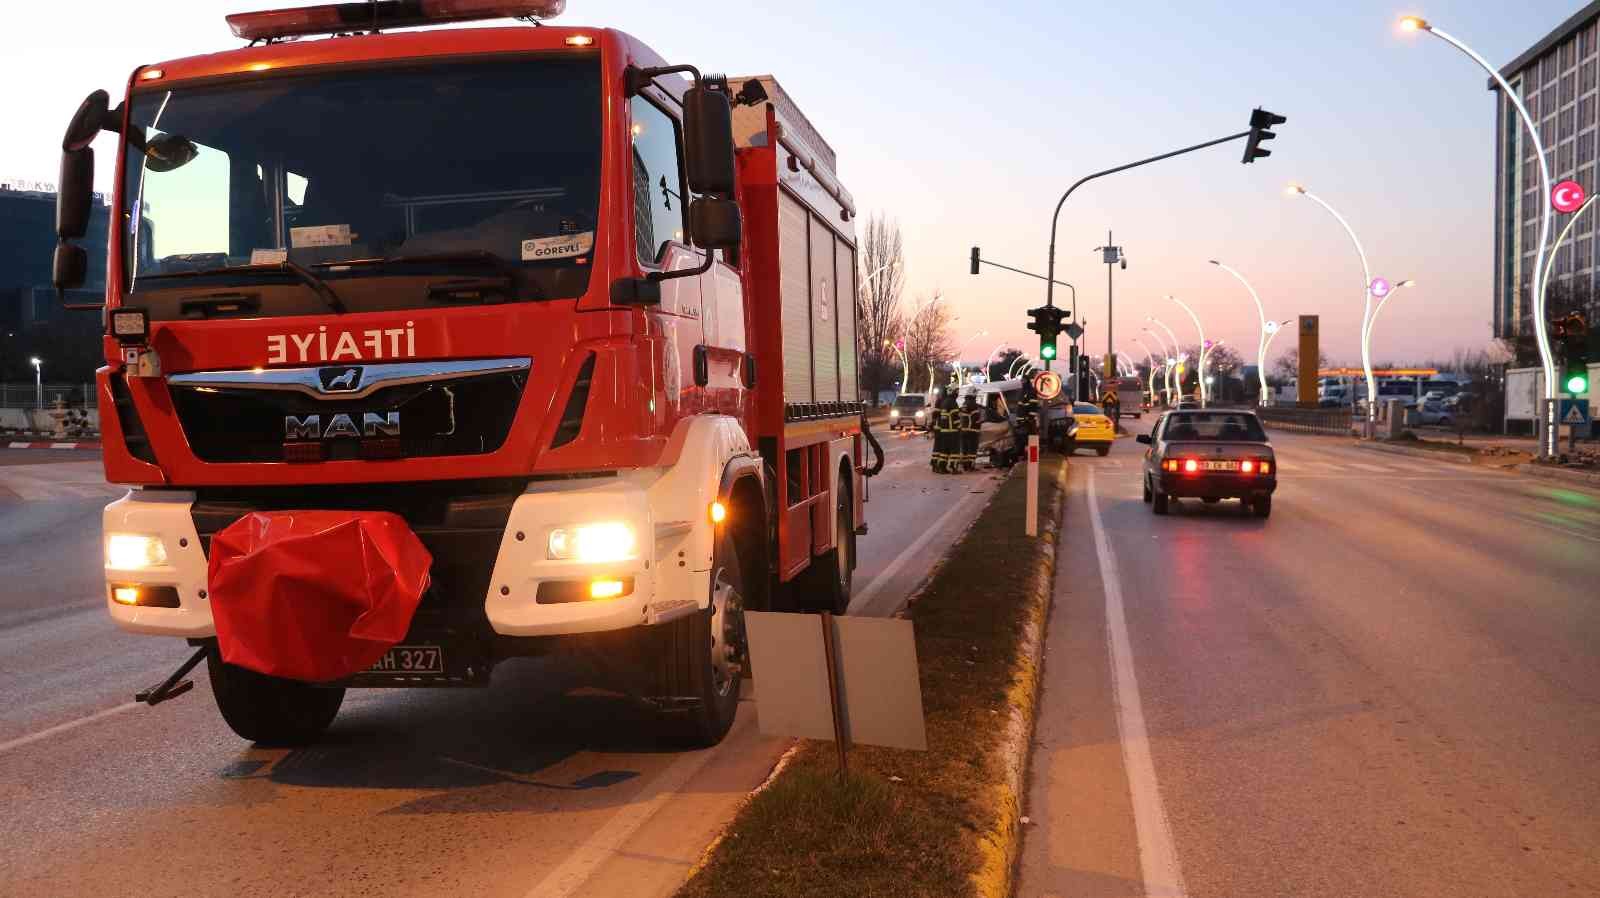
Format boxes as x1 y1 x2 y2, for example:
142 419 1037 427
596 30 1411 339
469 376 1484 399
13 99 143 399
1027 304 1069 363
970 246 981 276
1558 313 1589 394
1242 107 1287 164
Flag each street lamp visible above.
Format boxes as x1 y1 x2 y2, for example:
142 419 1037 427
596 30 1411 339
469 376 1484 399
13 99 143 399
952 330 989 386
1401 16 1559 456
1143 322 1180 404
30 357 43 409
1166 296 1208 407
1287 183 1378 434
885 339 910 395
1261 320 1285 403
1541 195 1598 314
1209 259 1273 400
1362 280 1417 370
1131 335 1161 405
983 342 1008 382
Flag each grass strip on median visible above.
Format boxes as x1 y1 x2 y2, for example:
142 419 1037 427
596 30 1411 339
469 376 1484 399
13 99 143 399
677 453 1068 898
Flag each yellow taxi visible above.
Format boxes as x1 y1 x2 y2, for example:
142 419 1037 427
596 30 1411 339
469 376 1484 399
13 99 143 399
1066 401 1117 456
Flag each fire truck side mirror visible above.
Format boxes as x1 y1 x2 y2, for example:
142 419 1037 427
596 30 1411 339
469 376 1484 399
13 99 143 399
53 241 89 292
688 197 741 250
57 147 94 240
682 86 736 196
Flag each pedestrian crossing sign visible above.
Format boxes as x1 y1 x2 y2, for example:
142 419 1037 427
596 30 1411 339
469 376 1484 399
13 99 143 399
1560 399 1591 426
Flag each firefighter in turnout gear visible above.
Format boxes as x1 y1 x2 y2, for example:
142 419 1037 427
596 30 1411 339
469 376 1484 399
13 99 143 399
960 394 982 471
930 392 957 473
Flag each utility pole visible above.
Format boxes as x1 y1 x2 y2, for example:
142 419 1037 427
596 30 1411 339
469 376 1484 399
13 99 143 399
1093 235 1125 401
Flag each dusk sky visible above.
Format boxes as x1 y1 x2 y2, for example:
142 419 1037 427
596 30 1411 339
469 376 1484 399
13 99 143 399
6 0 1584 370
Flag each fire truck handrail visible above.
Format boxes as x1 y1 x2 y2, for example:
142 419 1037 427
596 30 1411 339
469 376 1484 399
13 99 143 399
778 133 855 220
168 357 531 400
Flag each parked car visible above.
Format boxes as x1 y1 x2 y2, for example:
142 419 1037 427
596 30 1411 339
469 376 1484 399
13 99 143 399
889 394 929 431
1137 410 1277 518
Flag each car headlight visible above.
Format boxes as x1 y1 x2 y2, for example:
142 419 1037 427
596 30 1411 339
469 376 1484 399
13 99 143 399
106 532 169 570
1068 424 1080 436
547 522 637 562
890 409 900 417
915 410 925 419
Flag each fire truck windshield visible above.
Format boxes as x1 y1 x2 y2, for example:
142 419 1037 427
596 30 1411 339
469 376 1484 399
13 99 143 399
120 56 601 316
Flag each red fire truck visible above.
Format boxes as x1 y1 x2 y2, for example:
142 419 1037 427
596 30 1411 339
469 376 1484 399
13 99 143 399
51 0 880 747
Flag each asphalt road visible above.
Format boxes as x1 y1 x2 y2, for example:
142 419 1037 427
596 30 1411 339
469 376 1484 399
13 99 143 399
0 430 996 898
1019 416 1600 898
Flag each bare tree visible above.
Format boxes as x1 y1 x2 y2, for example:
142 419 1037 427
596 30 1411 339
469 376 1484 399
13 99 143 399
1271 347 1329 383
903 291 955 393
856 214 906 400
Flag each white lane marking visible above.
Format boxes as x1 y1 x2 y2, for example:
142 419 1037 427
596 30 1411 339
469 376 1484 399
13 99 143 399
1087 469 1188 898
522 744 720 898
1346 462 1395 473
0 702 140 756
847 486 988 616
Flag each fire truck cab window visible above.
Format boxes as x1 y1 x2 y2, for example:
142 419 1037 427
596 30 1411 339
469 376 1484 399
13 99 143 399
119 57 602 315
629 96 687 267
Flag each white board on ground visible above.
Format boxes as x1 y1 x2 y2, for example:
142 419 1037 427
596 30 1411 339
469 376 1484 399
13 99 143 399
744 611 927 751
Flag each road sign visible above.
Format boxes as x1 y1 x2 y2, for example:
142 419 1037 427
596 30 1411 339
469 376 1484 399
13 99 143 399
1033 370 1063 400
745 611 927 758
1560 398 1591 426
1553 180 1586 213
1064 322 1084 340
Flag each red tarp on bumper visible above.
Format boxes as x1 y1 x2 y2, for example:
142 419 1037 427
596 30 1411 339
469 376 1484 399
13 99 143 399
208 511 432 682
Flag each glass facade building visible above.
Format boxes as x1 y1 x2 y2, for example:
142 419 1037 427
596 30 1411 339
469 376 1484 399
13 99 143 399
1494 3 1600 339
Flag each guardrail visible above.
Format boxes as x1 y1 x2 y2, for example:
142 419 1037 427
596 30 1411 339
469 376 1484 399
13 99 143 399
1256 405 1353 436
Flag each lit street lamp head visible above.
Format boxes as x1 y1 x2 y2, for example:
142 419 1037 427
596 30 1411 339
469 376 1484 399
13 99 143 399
1285 183 1307 196
1399 15 1428 32
30 357 42 367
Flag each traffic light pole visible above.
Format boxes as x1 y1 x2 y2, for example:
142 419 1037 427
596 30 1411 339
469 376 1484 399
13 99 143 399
971 253 1076 370
1044 129 1252 325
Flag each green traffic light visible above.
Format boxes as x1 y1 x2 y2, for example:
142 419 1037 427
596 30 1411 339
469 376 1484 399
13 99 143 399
1567 374 1588 393
1040 343 1057 360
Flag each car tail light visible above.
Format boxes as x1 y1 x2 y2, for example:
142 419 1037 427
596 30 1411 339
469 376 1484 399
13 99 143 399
1183 459 1198 474
1259 460 1272 475
1241 459 1254 474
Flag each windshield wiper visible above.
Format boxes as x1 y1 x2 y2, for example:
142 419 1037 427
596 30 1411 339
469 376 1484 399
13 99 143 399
318 251 530 301
143 260 347 314
317 250 522 279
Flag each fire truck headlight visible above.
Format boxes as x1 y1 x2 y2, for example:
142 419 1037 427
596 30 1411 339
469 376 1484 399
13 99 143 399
106 533 169 570
915 410 925 419
547 522 638 562
890 409 900 418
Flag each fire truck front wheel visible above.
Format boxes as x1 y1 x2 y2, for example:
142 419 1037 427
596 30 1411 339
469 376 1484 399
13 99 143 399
657 529 747 747
206 647 345 746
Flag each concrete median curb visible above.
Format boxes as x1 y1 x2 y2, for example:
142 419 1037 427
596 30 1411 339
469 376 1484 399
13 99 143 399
974 456 1067 898
676 453 1070 898
1515 463 1600 487
1355 440 1475 465
4 440 101 450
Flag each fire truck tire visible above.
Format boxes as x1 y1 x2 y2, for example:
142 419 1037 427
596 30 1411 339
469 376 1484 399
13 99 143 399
206 647 344 746
796 484 853 615
658 529 747 747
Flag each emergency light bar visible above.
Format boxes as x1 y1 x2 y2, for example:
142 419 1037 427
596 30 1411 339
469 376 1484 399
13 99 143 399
227 0 565 41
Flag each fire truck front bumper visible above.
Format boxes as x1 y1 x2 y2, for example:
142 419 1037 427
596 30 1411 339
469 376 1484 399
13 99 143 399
100 474 704 642
104 490 214 638
482 473 685 638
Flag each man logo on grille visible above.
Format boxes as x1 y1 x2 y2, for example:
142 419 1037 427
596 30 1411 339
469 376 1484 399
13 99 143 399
320 366 362 393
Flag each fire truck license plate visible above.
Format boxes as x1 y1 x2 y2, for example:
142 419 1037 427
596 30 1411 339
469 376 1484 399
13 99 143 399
367 645 445 675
